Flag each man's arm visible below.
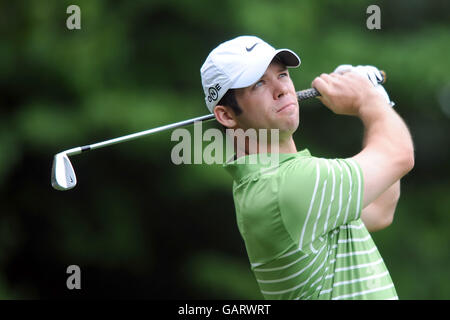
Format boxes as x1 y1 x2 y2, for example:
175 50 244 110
361 180 400 232
351 95 413 208
359 115 401 232
312 72 414 218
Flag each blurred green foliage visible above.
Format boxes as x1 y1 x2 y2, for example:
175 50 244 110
0 0 449 299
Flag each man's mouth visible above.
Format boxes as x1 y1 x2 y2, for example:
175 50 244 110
277 103 296 113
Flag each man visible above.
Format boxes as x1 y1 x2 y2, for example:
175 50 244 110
200 36 414 300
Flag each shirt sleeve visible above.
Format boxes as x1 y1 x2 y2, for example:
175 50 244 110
278 156 364 251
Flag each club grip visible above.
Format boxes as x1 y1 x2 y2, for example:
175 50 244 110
297 88 320 101
296 70 386 101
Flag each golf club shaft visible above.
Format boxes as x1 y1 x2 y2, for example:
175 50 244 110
63 70 386 157
65 114 217 156
62 88 314 156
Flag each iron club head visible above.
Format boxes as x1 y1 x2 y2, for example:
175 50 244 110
51 152 77 190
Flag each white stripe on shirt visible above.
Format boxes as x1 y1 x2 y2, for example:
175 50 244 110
257 245 325 284
332 283 395 300
333 271 389 287
332 161 344 229
299 162 321 249
337 234 371 244
348 159 362 220
334 258 383 273
255 253 309 272
342 163 353 223
323 160 336 234
336 246 377 258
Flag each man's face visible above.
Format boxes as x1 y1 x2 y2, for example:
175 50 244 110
233 60 299 137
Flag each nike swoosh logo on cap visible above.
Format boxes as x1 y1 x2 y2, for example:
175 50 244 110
246 43 258 52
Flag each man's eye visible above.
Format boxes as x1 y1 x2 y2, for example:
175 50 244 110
254 80 264 88
279 72 288 78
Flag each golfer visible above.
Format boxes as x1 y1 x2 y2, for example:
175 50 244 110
200 36 414 300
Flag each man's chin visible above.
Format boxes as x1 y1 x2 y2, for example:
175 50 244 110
279 118 300 134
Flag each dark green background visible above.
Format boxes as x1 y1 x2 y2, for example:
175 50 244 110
0 0 449 299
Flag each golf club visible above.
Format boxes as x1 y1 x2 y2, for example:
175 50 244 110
51 72 386 191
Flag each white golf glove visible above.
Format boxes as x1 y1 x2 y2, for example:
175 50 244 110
333 64 395 107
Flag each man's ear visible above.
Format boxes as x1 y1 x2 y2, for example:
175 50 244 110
213 105 237 129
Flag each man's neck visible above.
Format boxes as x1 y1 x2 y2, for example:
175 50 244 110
234 134 298 157
278 135 298 154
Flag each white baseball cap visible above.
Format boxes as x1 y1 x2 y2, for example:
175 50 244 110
200 35 301 113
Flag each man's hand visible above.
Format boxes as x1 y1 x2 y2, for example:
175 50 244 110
334 64 395 107
311 71 388 117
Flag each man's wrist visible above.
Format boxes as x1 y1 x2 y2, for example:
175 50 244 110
357 97 392 124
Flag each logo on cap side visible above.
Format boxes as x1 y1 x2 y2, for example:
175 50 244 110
246 43 259 52
207 83 222 103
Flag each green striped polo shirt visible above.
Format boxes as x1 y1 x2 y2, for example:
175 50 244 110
223 149 398 300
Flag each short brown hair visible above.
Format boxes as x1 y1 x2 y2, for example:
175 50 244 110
217 89 242 116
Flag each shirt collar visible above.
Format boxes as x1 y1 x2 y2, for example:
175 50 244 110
223 149 311 182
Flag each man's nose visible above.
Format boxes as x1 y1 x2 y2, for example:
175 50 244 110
273 80 289 100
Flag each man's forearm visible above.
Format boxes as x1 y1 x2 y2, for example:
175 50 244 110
355 100 414 206
360 113 403 231
361 103 412 232
359 103 413 162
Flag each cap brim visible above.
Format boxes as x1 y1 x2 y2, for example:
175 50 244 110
275 49 301 67
231 49 301 89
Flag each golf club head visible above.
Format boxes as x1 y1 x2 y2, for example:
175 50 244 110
51 152 77 190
